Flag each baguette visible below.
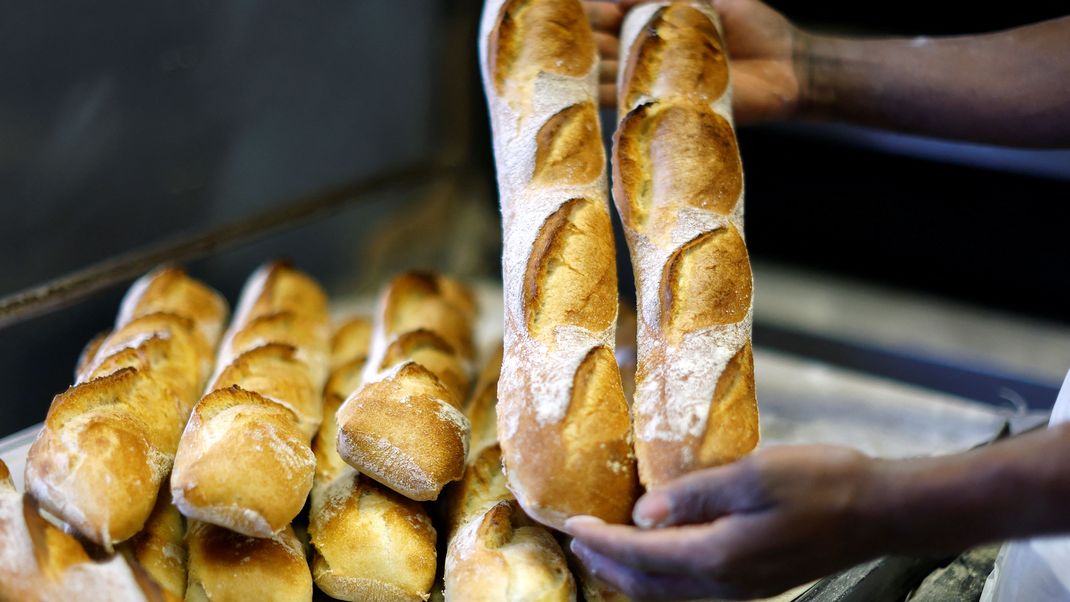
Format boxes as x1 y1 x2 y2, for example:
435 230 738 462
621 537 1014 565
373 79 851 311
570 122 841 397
479 0 639 528
336 272 475 501
25 269 226 546
184 521 311 602
441 352 575 602
1 460 178 602
171 262 327 537
442 447 575 602
613 1 759 487
308 317 437 602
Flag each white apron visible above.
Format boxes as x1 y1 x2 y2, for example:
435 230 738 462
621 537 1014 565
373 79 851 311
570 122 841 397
980 369 1070 601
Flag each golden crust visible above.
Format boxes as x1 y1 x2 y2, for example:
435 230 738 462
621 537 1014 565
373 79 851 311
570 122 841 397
441 445 511 536
379 330 470 407
225 311 328 378
186 521 311 602
81 312 207 401
309 318 437 602
209 343 320 439
619 4 728 111
634 343 758 485
118 266 229 354
501 347 638 527
444 500 575 602
244 262 329 328
660 225 752 338
524 198 618 341
534 102 604 186
336 364 468 501
28 370 169 545
309 475 436 602
489 0 595 96
613 102 742 235
381 272 477 360
2 488 181 602
170 387 314 538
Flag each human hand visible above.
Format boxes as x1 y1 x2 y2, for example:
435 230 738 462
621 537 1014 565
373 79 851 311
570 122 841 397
583 0 807 124
565 446 890 600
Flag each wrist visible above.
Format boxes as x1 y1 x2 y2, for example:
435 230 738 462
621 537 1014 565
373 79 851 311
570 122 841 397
792 30 840 121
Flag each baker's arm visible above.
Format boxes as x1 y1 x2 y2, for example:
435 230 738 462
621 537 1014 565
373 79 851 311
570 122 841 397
566 423 1070 600
587 0 1070 147
801 15 1070 147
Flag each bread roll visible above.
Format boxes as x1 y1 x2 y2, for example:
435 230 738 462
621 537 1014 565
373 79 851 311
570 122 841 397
308 317 437 602
479 0 639 529
1 460 179 602
443 446 576 602
184 521 311 602
25 269 226 547
613 1 759 487
119 487 187 600
336 272 474 501
171 262 327 537
116 266 229 354
171 386 314 538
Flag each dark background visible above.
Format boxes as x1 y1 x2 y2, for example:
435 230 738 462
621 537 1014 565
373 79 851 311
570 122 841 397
0 1 1067 433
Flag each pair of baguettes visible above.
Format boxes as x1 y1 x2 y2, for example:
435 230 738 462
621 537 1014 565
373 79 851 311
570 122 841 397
480 0 759 525
25 267 228 548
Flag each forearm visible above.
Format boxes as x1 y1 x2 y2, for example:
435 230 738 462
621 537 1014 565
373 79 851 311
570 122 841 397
864 422 1070 554
796 17 1070 147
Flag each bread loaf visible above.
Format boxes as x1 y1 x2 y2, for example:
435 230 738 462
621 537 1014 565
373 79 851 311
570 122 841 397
171 262 327 537
308 317 437 602
1 460 179 602
184 521 311 602
613 1 759 487
479 0 639 528
25 268 226 546
118 487 187 600
441 353 575 602
336 272 475 501
443 448 576 602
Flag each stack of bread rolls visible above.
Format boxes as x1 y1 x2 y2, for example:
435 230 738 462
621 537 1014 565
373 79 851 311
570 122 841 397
308 317 438 602
479 0 640 530
614 0 759 487
336 272 476 501
25 267 227 547
170 262 327 601
171 261 328 538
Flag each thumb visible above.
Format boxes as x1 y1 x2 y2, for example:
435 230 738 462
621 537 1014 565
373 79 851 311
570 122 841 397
632 460 759 528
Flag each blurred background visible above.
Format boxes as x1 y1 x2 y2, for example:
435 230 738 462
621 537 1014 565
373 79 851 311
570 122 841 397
1 0 1068 434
